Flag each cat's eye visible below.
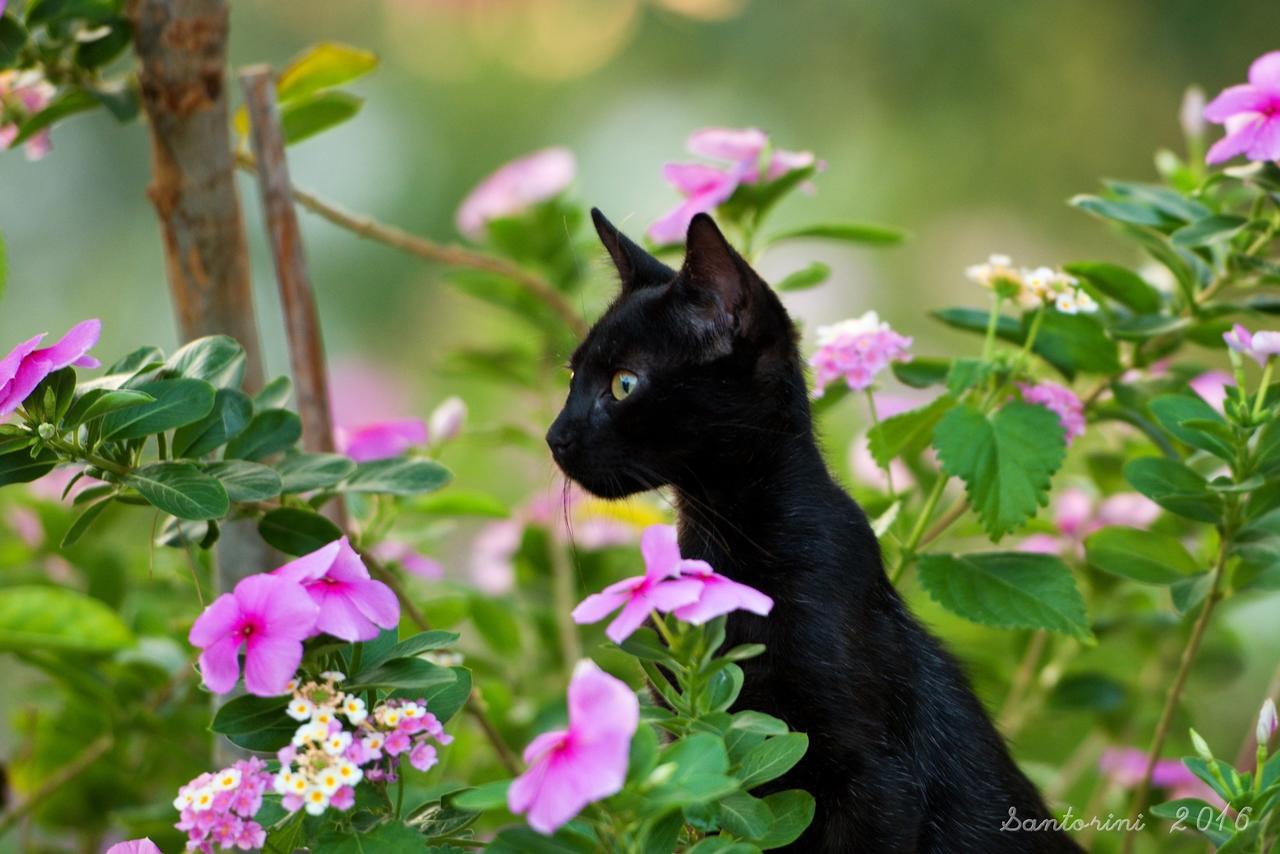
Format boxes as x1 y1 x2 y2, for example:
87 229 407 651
610 370 639 400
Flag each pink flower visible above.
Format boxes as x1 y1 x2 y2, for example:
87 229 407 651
1224 324 1280 366
1099 747 1199 792
6 506 42 548
571 525 704 643
188 574 319 696
1189 370 1233 413
456 147 576 241
428 396 467 444
272 537 399 642
809 312 913 397
409 741 438 772
0 319 101 418
1259 698 1278 745
1204 52 1280 164
173 758 273 851
384 730 411 756
0 72 55 161
371 541 444 580
648 127 821 244
337 418 428 462
105 841 163 854
508 660 638 834
1019 381 1086 444
673 561 772 625
1020 488 1160 557
329 786 356 811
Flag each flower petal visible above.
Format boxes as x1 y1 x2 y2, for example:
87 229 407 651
1249 51 1280 90
272 538 343 584
33 319 100 371
198 634 244 694
571 589 629 624
521 729 569 765
188 592 242 647
567 660 639 743
687 127 767 163
237 574 320 641
643 577 704 612
0 357 51 417
640 524 683 579
1203 85 1272 123
0 333 45 390
347 577 400 631
662 162 730 196
1245 117 1280 162
243 635 304 696
605 596 653 644
455 147 576 241
311 584 378 641
340 419 428 462
1206 116 1264 164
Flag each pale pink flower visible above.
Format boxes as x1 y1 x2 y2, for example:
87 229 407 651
173 758 272 850
371 541 444 580
1204 52 1280 164
105 841 162 854
1189 370 1233 413
571 525 704 643
188 574 319 696
1019 488 1160 557
1259 698 1278 745
672 561 772 625
470 519 521 595
509 660 638 834
1019 381 1086 444
1095 493 1161 529
329 359 417 429
6 505 42 548
0 319 101 418
428 396 467 444
409 741 438 772
329 786 356 810
809 312 913 397
1099 747 1197 790
0 72 55 161
272 537 399 642
337 418 428 462
456 147 576 241
1224 324 1280 366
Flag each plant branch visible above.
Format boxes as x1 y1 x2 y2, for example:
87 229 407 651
234 152 589 339
997 629 1048 734
0 734 113 835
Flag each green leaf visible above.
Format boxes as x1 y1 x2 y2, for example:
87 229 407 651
172 388 253 458
451 779 511 812
1049 672 1128 714
931 306 1022 341
1084 526 1199 584
342 457 452 496
1252 418 1280 477
60 496 112 548
0 585 131 653
730 711 789 736
769 222 906 246
705 663 745 712
211 694 289 736
919 552 1092 639
73 17 130 68
1070 193 1171 228
1124 457 1222 523
413 490 509 518
774 262 830 292
224 409 302 460
282 91 363 145
99 378 216 441
0 447 58 486
736 733 809 788
945 358 992 395
277 42 379 103
1029 311 1120 378
469 594 520 654
1148 394 1235 461
63 388 154 427
1171 214 1248 248
754 790 816 849
257 507 341 555
314 821 427 854
718 791 773 839
203 460 283 502
366 630 460 670
10 88 97 146
0 15 25 72
1063 262 1162 313
348 657 456 692
417 665 471 722
126 462 229 521
254 376 293 410
165 335 246 388
868 395 954 469
277 451 356 493
933 402 1066 540
892 357 950 389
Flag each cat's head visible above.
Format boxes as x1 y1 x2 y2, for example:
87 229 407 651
546 208 807 499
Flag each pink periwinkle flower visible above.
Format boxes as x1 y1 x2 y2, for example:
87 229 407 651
1189 370 1233 413
509 660 638 834
456 146 576 241
673 560 773 625
649 127 821 244
809 312 913 398
188 574 319 696
1224 324 1280 366
105 841 163 854
0 72 55 161
0 319 101 418
1203 52 1280 164
1019 381 1086 444
337 418 428 462
1099 747 1197 791
371 540 444 580
272 537 399 643
572 525 705 643
173 758 272 853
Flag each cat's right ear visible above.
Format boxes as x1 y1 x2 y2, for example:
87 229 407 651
592 208 674 291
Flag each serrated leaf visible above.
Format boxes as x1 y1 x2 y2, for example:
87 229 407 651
172 388 253 457
1084 526 1199 584
99 378 216 441
918 551 1092 640
126 462 229 520
933 402 1066 540
868 395 954 469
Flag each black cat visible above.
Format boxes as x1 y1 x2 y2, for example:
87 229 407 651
546 209 1083 853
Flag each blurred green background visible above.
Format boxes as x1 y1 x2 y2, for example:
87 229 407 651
4 1 1280 848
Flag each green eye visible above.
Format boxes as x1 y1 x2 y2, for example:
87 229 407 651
611 370 639 400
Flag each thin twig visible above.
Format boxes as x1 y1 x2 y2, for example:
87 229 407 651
997 630 1048 735
918 499 967 550
234 152 588 339
0 734 113 834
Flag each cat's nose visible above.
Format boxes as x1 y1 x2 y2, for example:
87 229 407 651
546 420 576 459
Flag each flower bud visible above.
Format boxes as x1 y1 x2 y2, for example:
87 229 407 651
1190 728 1214 762
429 396 467 445
1257 698 1277 746
1179 86 1206 143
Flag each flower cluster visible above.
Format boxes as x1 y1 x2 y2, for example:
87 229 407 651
0 70 55 161
965 255 1097 315
455 146 576 241
172 758 273 853
1224 324 1280 366
572 524 772 643
1021 487 1160 557
274 672 452 816
0 319 100 418
189 538 397 696
1019 381 1086 444
1203 50 1280 164
808 311 913 398
649 126 821 244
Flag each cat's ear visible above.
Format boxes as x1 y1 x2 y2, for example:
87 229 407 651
592 208 674 290
679 213 761 334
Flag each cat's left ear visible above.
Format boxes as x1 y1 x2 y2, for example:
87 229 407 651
679 213 765 336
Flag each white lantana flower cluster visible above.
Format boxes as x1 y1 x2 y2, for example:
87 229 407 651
966 254 1097 315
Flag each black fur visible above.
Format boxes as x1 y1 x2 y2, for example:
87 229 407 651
547 209 1082 853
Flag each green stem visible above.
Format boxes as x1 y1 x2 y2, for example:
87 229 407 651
982 296 1005 361
652 612 679 649
1253 358 1274 421
1019 304 1047 365
890 474 949 585
864 389 894 495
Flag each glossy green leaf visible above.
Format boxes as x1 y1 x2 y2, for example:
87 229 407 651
1148 394 1235 461
0 447 58 486
1070 194 1171 228
1084 526 1200 584
754 790 816 849
1124 457 1222 523
774 262 831 292
126 462 229 521
99 378 216 441
11 88 97 146
282 91 362 145
341 457 452 496
224 409 302 461
892 357 950 388
1063 261 1162 313
1029 310 1120 377
172 389 253 458
0 585 131 653
0 15 26 70
417 665 471 723
257 507 341 555
736 733 809 788
348 657 456 692
919 551 1092 639
211 695 289 736
254 376 293 410
203 460 283 502
277 42 379 103
63 388 154 427
60 496 112 548
1171 214 1248 248
451 780 512 812
365 630 459 670
718 791 773 839
165 336 246 388
277 452 356 493
769 222 905 246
